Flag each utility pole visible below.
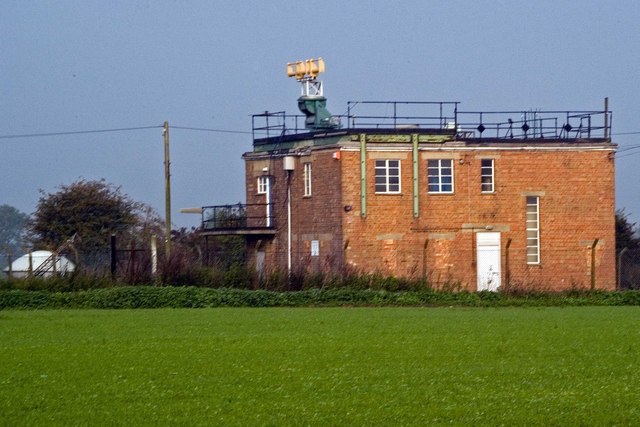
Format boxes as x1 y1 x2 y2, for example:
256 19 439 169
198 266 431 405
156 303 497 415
163 121 172 258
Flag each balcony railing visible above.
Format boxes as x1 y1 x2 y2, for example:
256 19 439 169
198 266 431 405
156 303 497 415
201 203 275 233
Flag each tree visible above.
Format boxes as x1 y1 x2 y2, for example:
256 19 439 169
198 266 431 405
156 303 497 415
0 204 29 259
28 179 162 253
616 210 640 289
172 226 245 268
615 209 640 254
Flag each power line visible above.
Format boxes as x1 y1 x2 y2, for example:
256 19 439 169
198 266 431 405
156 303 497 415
0 125 162 140
615 141 640 159
0 123 637 142
171 126 252 135
612 131 640 136
0 124 253 141
617 147 640 155
616 151 640 160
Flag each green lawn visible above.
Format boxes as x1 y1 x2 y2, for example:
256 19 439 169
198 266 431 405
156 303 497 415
1 307 639 425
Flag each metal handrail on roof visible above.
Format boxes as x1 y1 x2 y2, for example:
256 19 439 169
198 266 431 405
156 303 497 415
251 101 612 141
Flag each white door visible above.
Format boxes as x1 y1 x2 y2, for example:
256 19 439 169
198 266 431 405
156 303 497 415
476 232 501 291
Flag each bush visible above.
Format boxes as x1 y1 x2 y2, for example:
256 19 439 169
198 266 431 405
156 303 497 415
0 272 116 293
2 286 640 310
3 263 640 310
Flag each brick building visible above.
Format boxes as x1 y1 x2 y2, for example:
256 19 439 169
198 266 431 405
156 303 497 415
201 68 615 291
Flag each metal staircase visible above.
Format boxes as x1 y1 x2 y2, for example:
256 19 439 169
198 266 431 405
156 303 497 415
33 236 76 277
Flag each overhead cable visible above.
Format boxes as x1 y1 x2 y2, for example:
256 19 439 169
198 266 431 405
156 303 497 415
0 125 162 139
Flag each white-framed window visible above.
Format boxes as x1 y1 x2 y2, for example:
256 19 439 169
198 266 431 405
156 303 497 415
526 196 540 264
481 159 494 193
303 162 312 197
374 159 401 193
427 159 454 193
257 176 269 195
256 176 271 227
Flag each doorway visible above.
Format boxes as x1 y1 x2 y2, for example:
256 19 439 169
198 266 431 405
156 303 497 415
476 232 501 291
256 250 265 276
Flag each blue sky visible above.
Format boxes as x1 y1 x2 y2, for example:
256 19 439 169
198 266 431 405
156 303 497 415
2 1 639 228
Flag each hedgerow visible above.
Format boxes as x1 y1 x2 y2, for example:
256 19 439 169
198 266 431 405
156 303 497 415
1 286 640 310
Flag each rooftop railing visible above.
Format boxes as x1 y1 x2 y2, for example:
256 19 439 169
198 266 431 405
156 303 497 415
456 110 610 139
252 101 612 141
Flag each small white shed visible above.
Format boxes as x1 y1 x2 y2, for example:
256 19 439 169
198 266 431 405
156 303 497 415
2 250 75 278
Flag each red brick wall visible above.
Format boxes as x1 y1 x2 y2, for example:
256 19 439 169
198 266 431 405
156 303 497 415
244 156 278 273
245 139 616 291
340 148 426 279
244 149 343 275
339 145 616 290
290 150 344 274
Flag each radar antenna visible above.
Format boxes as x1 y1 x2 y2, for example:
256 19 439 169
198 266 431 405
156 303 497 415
286 58 341 130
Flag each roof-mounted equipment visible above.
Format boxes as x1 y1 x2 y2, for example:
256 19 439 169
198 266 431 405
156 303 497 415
286 57 341 130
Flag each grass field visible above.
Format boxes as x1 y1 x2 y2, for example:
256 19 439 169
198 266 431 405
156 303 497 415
1 307 640 425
